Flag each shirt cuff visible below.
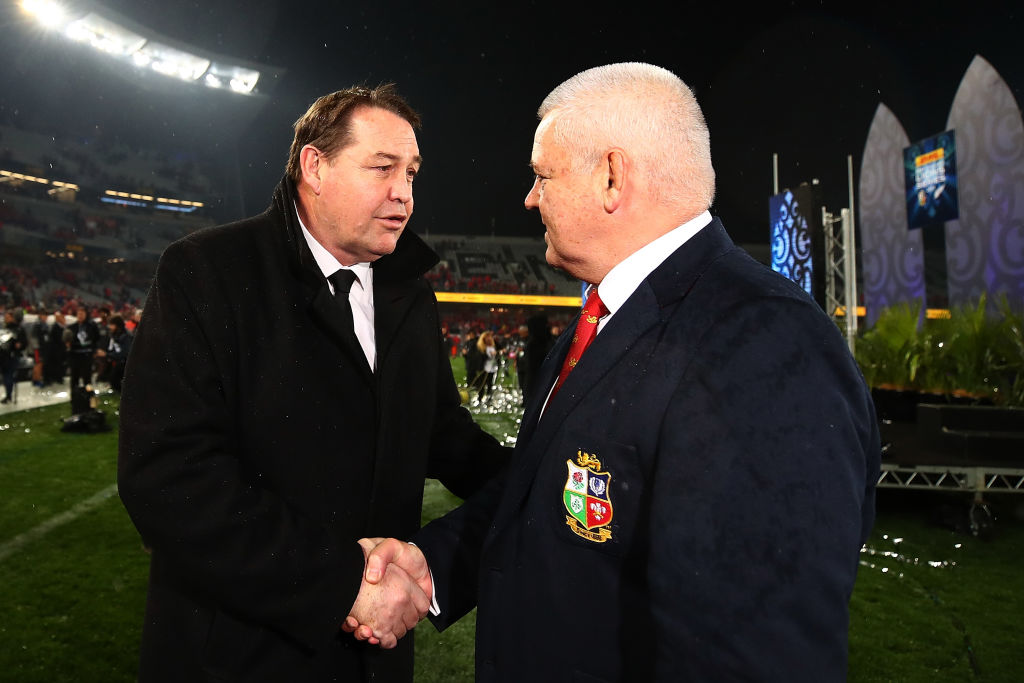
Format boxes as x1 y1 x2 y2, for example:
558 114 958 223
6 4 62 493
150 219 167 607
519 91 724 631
409 542 440 616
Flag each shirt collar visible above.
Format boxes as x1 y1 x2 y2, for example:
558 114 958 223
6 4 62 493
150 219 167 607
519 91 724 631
295 202 372 288
594 210 712 315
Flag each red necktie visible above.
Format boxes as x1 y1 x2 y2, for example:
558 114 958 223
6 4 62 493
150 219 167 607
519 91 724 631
549 288 608 401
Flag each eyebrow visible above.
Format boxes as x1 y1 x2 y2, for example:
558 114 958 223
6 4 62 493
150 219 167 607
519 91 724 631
372 151 424 167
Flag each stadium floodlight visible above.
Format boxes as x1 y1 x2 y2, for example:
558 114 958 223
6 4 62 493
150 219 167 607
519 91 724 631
17 2 267 96
206 62 259 95
139 41 210 82
63 13 146 57
20 0 67 29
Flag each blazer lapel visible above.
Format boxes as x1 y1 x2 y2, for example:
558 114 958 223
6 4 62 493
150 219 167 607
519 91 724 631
491 286 663 532
515 327 570 444
491 218 738 532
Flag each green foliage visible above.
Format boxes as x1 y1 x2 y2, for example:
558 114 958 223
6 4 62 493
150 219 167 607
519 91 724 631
855 294 1024 406
856 299 926 388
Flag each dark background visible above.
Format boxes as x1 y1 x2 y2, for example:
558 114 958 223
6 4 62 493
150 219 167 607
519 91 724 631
2 0 1021 248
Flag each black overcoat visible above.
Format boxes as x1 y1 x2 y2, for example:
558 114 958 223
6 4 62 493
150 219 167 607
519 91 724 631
118 176 508 682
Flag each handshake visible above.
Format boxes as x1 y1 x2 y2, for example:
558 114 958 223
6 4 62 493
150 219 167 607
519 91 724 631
342 537 432 649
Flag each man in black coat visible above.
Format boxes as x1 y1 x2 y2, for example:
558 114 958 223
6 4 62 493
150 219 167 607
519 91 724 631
117 84 508 682
42 309 68 386
66 304 99 389
95 314 132 392
1 310 28 403
359 63 880 681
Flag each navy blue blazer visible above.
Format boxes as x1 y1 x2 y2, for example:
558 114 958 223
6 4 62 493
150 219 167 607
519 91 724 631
416 218 880 682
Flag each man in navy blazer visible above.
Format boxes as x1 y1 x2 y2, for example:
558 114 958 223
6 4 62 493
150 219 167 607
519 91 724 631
360 63 881 681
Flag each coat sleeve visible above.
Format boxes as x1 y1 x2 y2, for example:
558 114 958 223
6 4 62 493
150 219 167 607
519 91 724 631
116 240 364 651
645 294 880 679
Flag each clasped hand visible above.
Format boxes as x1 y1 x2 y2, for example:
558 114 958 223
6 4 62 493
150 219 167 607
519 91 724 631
342 537 432 649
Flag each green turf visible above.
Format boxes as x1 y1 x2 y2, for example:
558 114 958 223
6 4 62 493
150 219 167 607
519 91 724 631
2 372 1023 682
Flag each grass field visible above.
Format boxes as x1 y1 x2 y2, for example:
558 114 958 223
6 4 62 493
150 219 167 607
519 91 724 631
1 361 1022 682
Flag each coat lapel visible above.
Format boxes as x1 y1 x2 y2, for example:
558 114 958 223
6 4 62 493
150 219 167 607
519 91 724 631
308 285 375 385
373 279 417 367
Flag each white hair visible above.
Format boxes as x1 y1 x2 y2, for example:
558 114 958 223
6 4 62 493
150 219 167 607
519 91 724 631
538 62 715 210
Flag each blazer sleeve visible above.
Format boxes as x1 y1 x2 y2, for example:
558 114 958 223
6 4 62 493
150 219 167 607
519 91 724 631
413 473 505 630
116 240 364 651
645 294 880 679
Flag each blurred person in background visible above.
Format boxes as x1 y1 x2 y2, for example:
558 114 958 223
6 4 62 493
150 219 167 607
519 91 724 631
94 314 132 392
518 313 554 405
29 306 50 387
475 329 498 402
94 306 112 384
1 309 27 403
65 304 99 389
42 309 68 386
461 327 483 390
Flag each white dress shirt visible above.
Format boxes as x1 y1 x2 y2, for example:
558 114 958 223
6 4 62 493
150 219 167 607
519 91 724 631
594 210 712 333
297 205 439 615
539 211 713 416
296 208 376 370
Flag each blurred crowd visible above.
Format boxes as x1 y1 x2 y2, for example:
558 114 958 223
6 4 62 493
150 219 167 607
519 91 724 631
1 300 136 403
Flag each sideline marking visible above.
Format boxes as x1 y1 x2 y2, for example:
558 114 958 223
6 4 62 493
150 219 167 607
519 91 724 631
0 484 118 563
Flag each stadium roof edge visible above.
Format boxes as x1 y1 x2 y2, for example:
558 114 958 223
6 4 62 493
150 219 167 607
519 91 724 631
61 0 286 94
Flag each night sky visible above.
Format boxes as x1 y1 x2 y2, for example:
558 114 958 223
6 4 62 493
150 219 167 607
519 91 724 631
4 0 1023 247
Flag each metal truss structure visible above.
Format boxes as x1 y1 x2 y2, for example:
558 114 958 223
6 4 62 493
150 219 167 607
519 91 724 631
878 463 1024 536
822 205 858 355
878 463 1024 497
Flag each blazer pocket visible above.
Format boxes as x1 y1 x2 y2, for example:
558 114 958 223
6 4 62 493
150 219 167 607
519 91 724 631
549 435 643 557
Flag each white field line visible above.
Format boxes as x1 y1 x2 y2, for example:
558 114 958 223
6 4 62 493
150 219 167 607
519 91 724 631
0 484 118 563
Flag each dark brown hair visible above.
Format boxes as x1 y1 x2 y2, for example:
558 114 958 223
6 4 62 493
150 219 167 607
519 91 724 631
285 83 422 184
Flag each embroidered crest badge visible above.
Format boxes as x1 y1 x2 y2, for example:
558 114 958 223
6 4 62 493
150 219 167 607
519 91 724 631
563 450 613 542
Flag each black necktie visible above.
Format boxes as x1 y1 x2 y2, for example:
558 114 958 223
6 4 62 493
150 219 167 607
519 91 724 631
328 269 358 334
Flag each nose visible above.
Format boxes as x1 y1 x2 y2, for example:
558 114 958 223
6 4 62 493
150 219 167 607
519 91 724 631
524 178 540 210
390 174 413 205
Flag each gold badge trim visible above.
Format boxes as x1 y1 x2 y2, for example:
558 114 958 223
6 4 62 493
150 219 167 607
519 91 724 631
563 449 613 543
565 516 613 543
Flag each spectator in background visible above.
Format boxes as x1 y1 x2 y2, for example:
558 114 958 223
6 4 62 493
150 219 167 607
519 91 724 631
519 313 554 405
510 324 529 393
475 329 498 402
43 309 68 386
29 307 50 387
126 307 142 333
94 306 111 383
95 314 132 392
461 327 483 390
1 309 27 403
66 304 99 389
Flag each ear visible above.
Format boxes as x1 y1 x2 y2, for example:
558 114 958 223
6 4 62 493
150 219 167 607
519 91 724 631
299 145 322 194
602 149 626 213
